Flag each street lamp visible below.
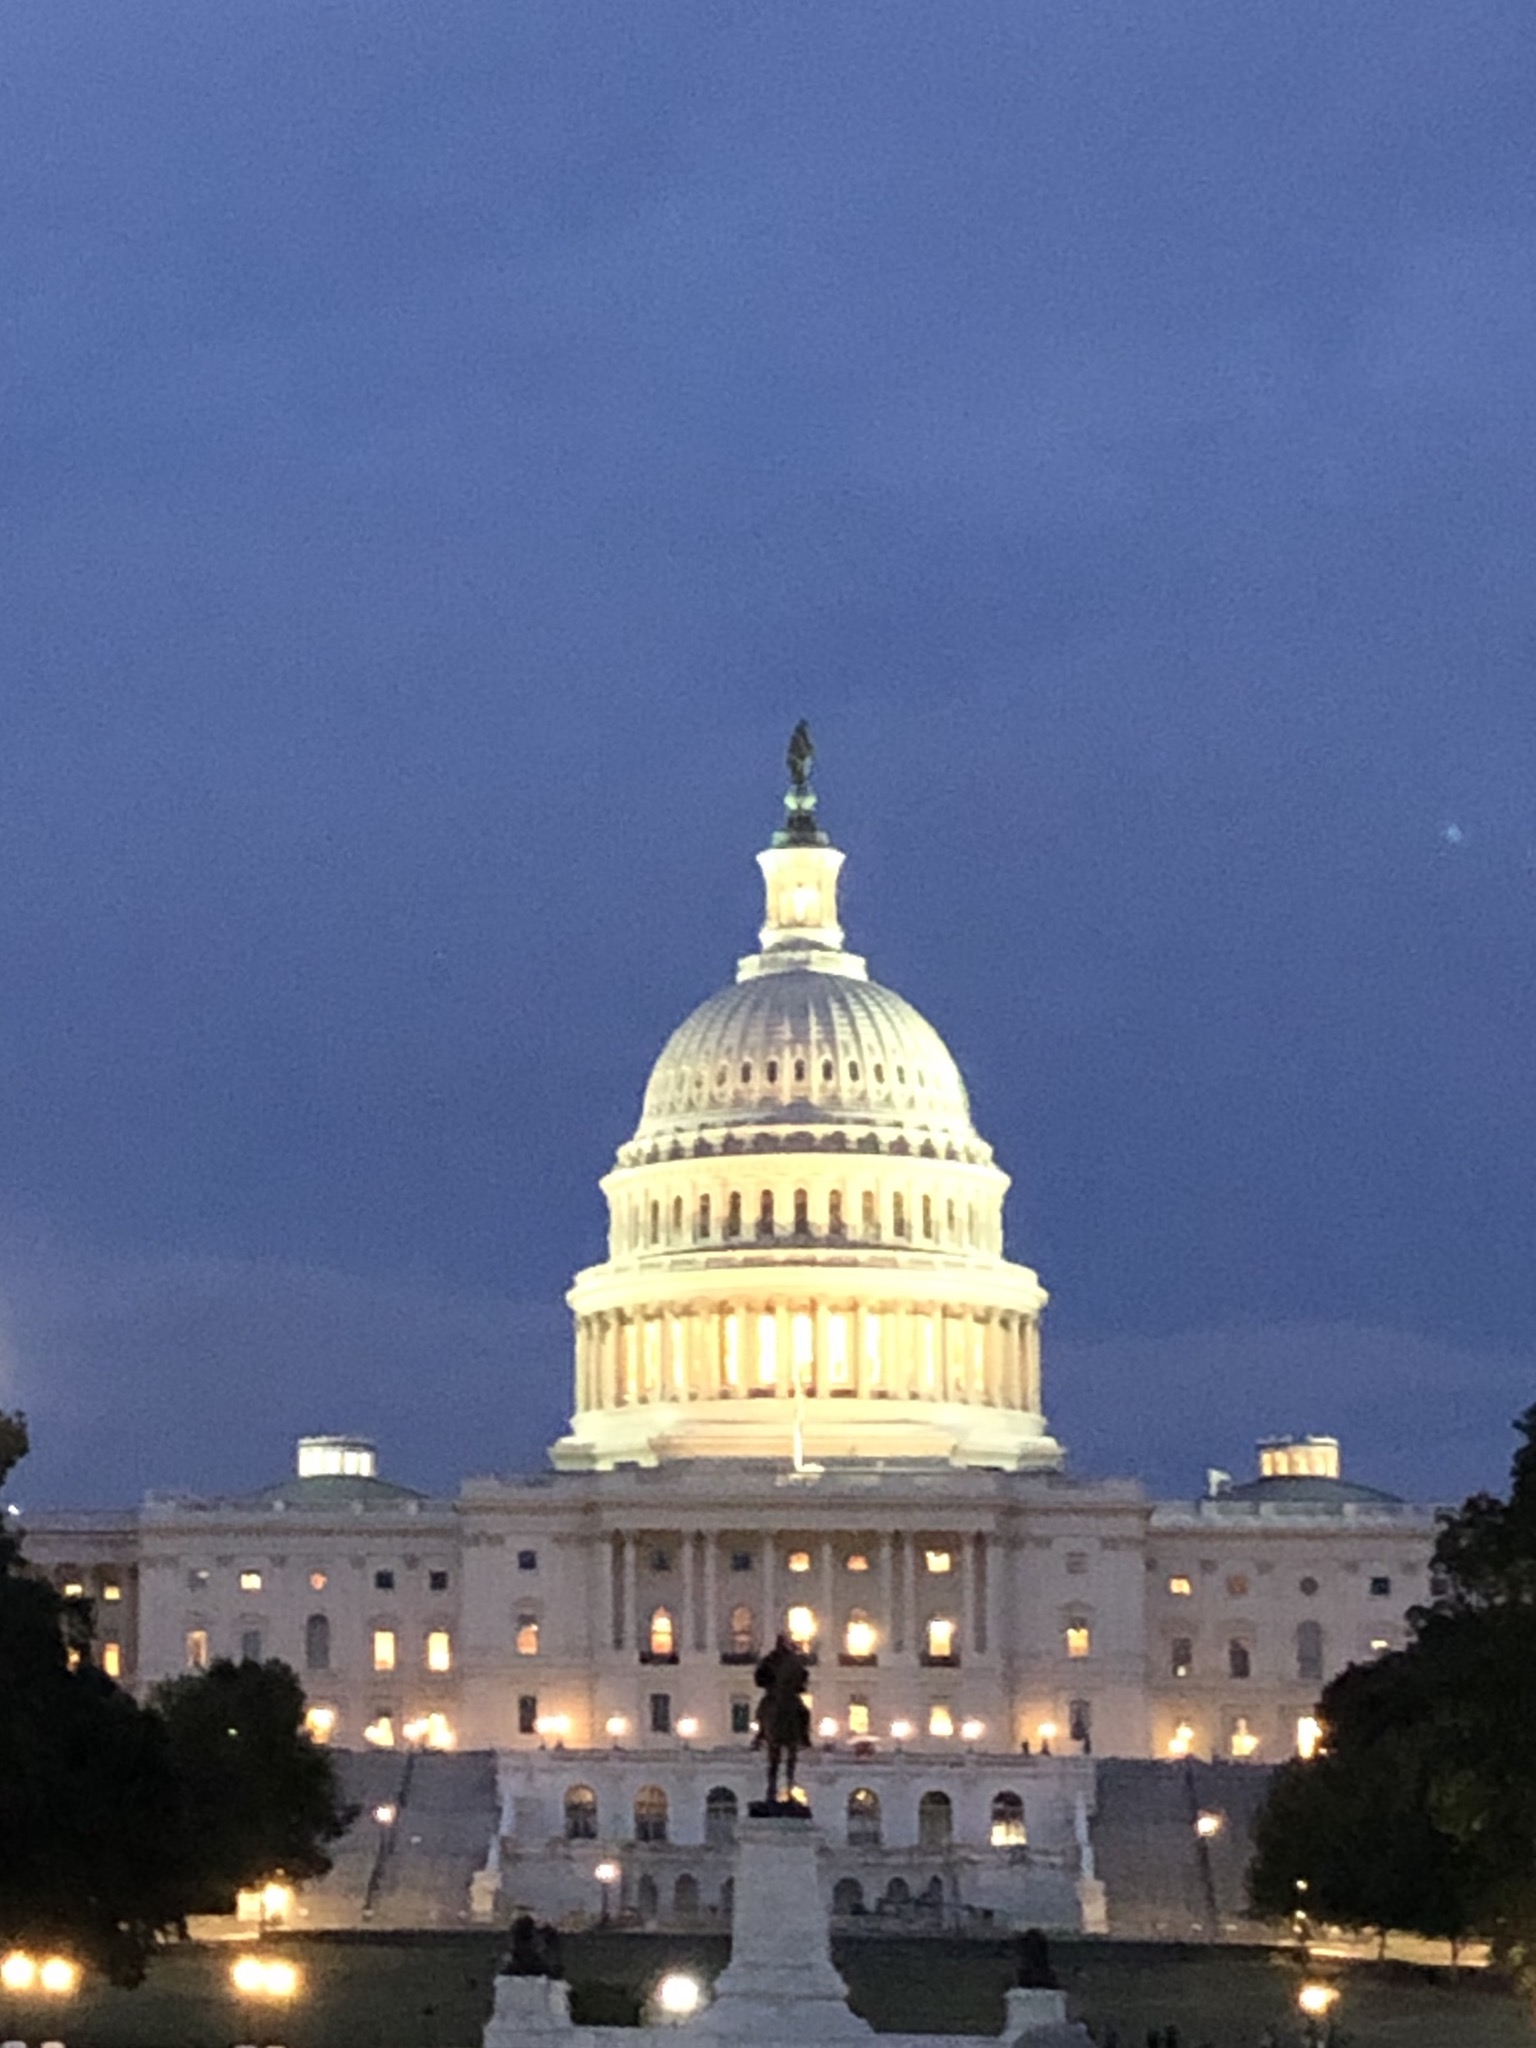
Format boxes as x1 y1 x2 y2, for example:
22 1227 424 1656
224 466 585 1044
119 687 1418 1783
676 1715 699 1741
1297 1980 1339 2042
1194 1811 1223 1839
594 1859 621 1924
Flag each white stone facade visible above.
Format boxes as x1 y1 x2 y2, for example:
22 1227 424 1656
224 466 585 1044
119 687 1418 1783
17 764 1440 1928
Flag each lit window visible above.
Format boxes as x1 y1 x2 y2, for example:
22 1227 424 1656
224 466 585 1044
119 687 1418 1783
364 1715 396 1748
990 1791 1027 1846
729 1603 755 1653
101 1641 122 1678
373 1629 397 1672
648 1608 675 1658
929 1703 954 1737
306 1705 337 1742
1065 1624 1091 1659
1168 1722 1194 1758
1168 1575 1192 1597
845 1552 869 1573
925 1615 956 1660
186 1628 209 1670
62 1579 84 1598
844 1613 877 1659
310 1570 328 1591
1369 1636 1391 1653
102 1582 122 1603
785 1604 816 1648
848 1697 871 1736
787 1550 811 1574
516 1616 540 1656
66 1647 82 1671
1296 1715 1322 1760
925 1549 952 1575
427 1630 452 1673
239 1570 263 1592
1229 1717 1260 1758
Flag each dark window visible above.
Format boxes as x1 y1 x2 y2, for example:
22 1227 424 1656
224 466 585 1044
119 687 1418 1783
429 1569 449 1592
374 1569 395 1591
240 1629 262 1662
517 1550 538 1571
794 1187 809 1233
793 1059 806 1083
1170 1636 1193 1678
304 1613 331 1672
697 1194 711 1241
651 1548 673 1573
1228 1639 1252 1680
1299 1576 1319 1596
847 1787 882 1847
704 1785 739 1847
564 1785 597 1840
725 1193 742 1238
1296 1620 1324 1682
828 1191 845 1238
730 1697 752 1734
635 1785 668 1843
518 1694 538 1735
756 1190 775 1240
918 1790 952 1851
730 1550 752 1573
1369 1575 1392 1598
1069 1698 1092 1746
765 1060 778 1084
649 1692 672 1735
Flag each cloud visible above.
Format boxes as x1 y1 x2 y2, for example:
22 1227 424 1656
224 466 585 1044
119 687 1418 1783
0 1223 570 1508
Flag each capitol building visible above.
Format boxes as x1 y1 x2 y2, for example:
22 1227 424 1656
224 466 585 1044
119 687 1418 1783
23 746 1436 1932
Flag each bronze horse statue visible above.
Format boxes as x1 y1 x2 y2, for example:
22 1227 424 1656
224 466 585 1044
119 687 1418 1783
753 1632 812 1803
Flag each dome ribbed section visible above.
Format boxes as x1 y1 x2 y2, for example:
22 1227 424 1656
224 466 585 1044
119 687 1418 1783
627 968 985 1162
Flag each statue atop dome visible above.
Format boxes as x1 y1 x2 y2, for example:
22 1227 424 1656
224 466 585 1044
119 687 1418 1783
787 719 815 792
777 720 828 849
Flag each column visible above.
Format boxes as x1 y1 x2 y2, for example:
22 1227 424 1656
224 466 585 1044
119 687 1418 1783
682 1531 697 1654
703 1533 719 1658
611 1535 624 1650
961 1536 976 1660
821 1537 836 1661
1025 1318 1042 1411
984 1313 1003 1406
774 1303 792 1398
903 1534 919 1655
853 1305 870 1398
892 1304 911 1399
813 1301 830 1396
763 1536 777 1640
621 1534 637 1653
978 1533 996 1657
878 1533 895 1656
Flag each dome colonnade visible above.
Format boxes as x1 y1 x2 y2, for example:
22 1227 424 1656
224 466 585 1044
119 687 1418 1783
555 754 1059 1473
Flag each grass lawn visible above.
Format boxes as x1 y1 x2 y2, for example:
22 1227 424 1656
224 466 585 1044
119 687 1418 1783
1 1931 1531 2046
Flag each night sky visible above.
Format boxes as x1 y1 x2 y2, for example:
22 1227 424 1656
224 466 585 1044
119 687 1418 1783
4 5 1535 1511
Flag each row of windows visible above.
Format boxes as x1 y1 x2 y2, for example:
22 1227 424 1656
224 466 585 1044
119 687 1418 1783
190 1565 454 1596
1168 1621 1392 1682
625 1189 990 1251
659 1054 928 1098
626 1606 975 1663
559 1782 1026 1851
641 1545 956 1576
54 1572 124 1602
522 1694 1075 1748
1165 1571 1395 1599
185 1622 453 1674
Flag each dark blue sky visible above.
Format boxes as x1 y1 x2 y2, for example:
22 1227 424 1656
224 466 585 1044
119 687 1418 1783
3 4 1535 1509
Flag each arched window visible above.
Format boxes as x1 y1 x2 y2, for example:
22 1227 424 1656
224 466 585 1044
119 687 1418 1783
304 1613 331 1672
637 1872 659 1919
635 1785 668 1844
705 1785 739 1847
649 1200 660 1244
1296 1619 1324 1682
697 1193 712 1241
1228 1638 1252 1680
564 1785 597 1840
674 1873 700 1918
918 1790 953 1851
648 1608 676 1660
989 1791 1026 1846
922 1194 934 1238
832 1877 865 1916
725 1192 742 1238
672 1195 684 1239
793 1058 806 1083
892 1193 907 1239
729 1603 756 1655
828 1190 845 1238
946 1197 956 1239
793 1187 809 1233
757 1189 775 1240
847 1787 882 1847
861 1190 878 1237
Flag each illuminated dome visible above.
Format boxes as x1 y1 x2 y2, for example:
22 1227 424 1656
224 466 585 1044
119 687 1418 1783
555 732 1061 1475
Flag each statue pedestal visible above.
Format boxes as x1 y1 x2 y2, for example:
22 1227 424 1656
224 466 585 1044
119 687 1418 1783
695 1817 870 2039
483 1973 576 2042
1000 1987 1093 2045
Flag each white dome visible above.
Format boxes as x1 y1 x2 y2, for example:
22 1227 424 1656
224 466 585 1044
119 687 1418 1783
629 967 988 1162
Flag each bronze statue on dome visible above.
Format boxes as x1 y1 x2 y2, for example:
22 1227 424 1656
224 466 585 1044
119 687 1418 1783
787 720 815 792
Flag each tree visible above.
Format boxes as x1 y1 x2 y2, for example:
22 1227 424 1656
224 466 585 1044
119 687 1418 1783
154 1656 353 1914
0 1412 352 1982
0 1411 188 1984
1250 1405 1536 1972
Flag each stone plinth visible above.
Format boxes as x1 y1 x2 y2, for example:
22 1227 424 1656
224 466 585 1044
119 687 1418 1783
692 1815 871 2039
483 1972 580 2043
1000 1986 1093 2045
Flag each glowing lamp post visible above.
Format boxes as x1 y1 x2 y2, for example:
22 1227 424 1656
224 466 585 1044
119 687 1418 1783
653 1970 703 2023
1297 1979 1339 2041
594 1859 620 1924
1 1952 79 1997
